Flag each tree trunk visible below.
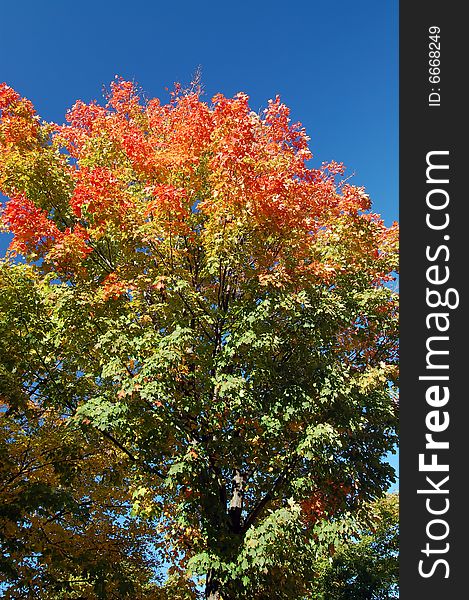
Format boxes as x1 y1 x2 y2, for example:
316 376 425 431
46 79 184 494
205 470 245 599
205 569 221 600
206 587 221 600
228 469 244 534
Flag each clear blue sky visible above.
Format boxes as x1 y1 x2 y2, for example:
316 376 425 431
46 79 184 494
0 0 398 484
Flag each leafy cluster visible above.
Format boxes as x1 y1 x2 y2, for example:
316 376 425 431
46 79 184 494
311 493 399 600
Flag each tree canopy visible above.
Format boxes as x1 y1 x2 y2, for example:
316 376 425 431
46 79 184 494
0 79 398 599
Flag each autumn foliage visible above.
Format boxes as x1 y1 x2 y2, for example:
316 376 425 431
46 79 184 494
0 79 396 289
0 79 398 599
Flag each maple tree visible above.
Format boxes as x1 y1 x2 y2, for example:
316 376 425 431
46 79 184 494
0 79 398 599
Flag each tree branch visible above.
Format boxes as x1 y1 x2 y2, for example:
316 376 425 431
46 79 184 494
242 457 298 533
